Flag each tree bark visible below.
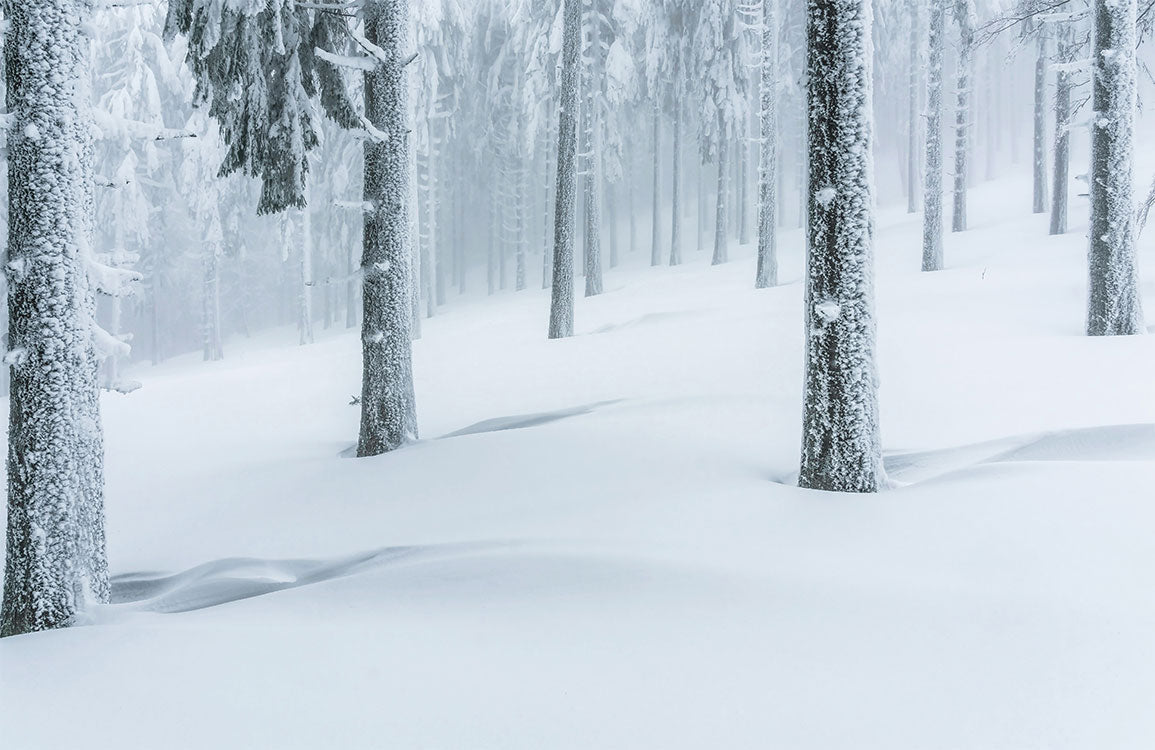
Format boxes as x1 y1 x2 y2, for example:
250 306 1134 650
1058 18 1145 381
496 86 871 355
1087 0 1145 335
548 0 581 339
799 0 882 493
756 0 779 289
356 0 418 457
922 0 945 270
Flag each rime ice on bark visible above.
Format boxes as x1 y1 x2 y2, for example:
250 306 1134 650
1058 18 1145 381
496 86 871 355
357 0 418 456
1087 0 1144 336
922 0 945 271
799 0 883 493
1050 19 1077 236
581 2 604 296
755 0 779 289
3 0 110 636
1033 24 1049 214
548 0 581 339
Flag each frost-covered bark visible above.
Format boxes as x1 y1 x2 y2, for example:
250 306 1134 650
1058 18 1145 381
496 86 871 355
1087 0 1144 336
299 201 315 345
548 0 581 339
1050 20 1075 236
755 0 779 289
1033 27 1048 214
356 0 417 456
800 0 882 493
203 250 224 360
922 0 946 271
3 0 110 636
712 112 729 266
951 0 975 233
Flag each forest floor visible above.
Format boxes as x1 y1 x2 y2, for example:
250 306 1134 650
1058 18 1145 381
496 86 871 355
3 172 1155 749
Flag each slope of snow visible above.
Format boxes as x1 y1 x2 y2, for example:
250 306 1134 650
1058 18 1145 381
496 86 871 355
2 171 1155 749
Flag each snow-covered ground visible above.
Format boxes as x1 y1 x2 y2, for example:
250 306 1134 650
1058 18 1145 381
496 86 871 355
3 172 1155 749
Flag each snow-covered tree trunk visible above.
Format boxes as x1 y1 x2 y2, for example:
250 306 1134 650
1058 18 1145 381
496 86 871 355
712 111 730 266
952 0 975 233
356 0 417 457
607 183 619 267
739 116 752 245
543 115 555 289
907 0 920 214
1087 0 1144 336
756 0 779 289
1033 27 1048 214
670 105 683 266
922 0 946 271
2 0 110 636
651 109 662 266
1049 21 1075 235
799 0 882 493
346 239 359 329
548 0 581 339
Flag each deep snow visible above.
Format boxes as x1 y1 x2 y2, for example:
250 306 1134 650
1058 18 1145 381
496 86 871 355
2 170 1155 749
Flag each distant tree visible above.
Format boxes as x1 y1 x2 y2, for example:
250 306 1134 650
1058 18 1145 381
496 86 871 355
922 0 946 270
799 0 882 492
755 0 780 289
951 0 976 232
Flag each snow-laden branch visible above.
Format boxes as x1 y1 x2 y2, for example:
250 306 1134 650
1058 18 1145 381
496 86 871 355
86 256 143 297
91 320 132 359
357 115 389 143
314 46 378 72
92 109 197 142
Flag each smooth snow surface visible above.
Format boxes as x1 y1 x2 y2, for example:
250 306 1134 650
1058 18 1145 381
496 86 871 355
3 173 1155 748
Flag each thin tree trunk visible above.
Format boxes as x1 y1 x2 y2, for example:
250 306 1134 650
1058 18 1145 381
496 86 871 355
670 104 682 266
952 0 974 232
1033 26 1049 214
1050 21 1074 235
922 0 946 270
299 204 315 345
548 0 581 339
651 108 662 266
756 0 779 288
907 0 920 214
712 113 729 266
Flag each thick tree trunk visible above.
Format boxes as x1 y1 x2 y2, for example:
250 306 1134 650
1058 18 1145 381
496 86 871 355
922 0 945 270
799 0 882 493
356 0 417 457
1087 0 1144 335
3 0 110 636
756 0 779 289
548 0 581 339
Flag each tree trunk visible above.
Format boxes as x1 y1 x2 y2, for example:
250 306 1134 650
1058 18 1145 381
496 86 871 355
548 0 581 339
582 7 603 296
907 0 920 214
1050 21 1074 235
356 0 417 457
1033 26 1048 214
299 205 315 345
516 164 527 291
670 104 683 266
952 0 974 233
1087 0 1145 335
651 108 662 266
756 0 779 288
712 111 729 266
799 0 882 493
922 0 945 270
3 0 110 636
203 250 224 360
